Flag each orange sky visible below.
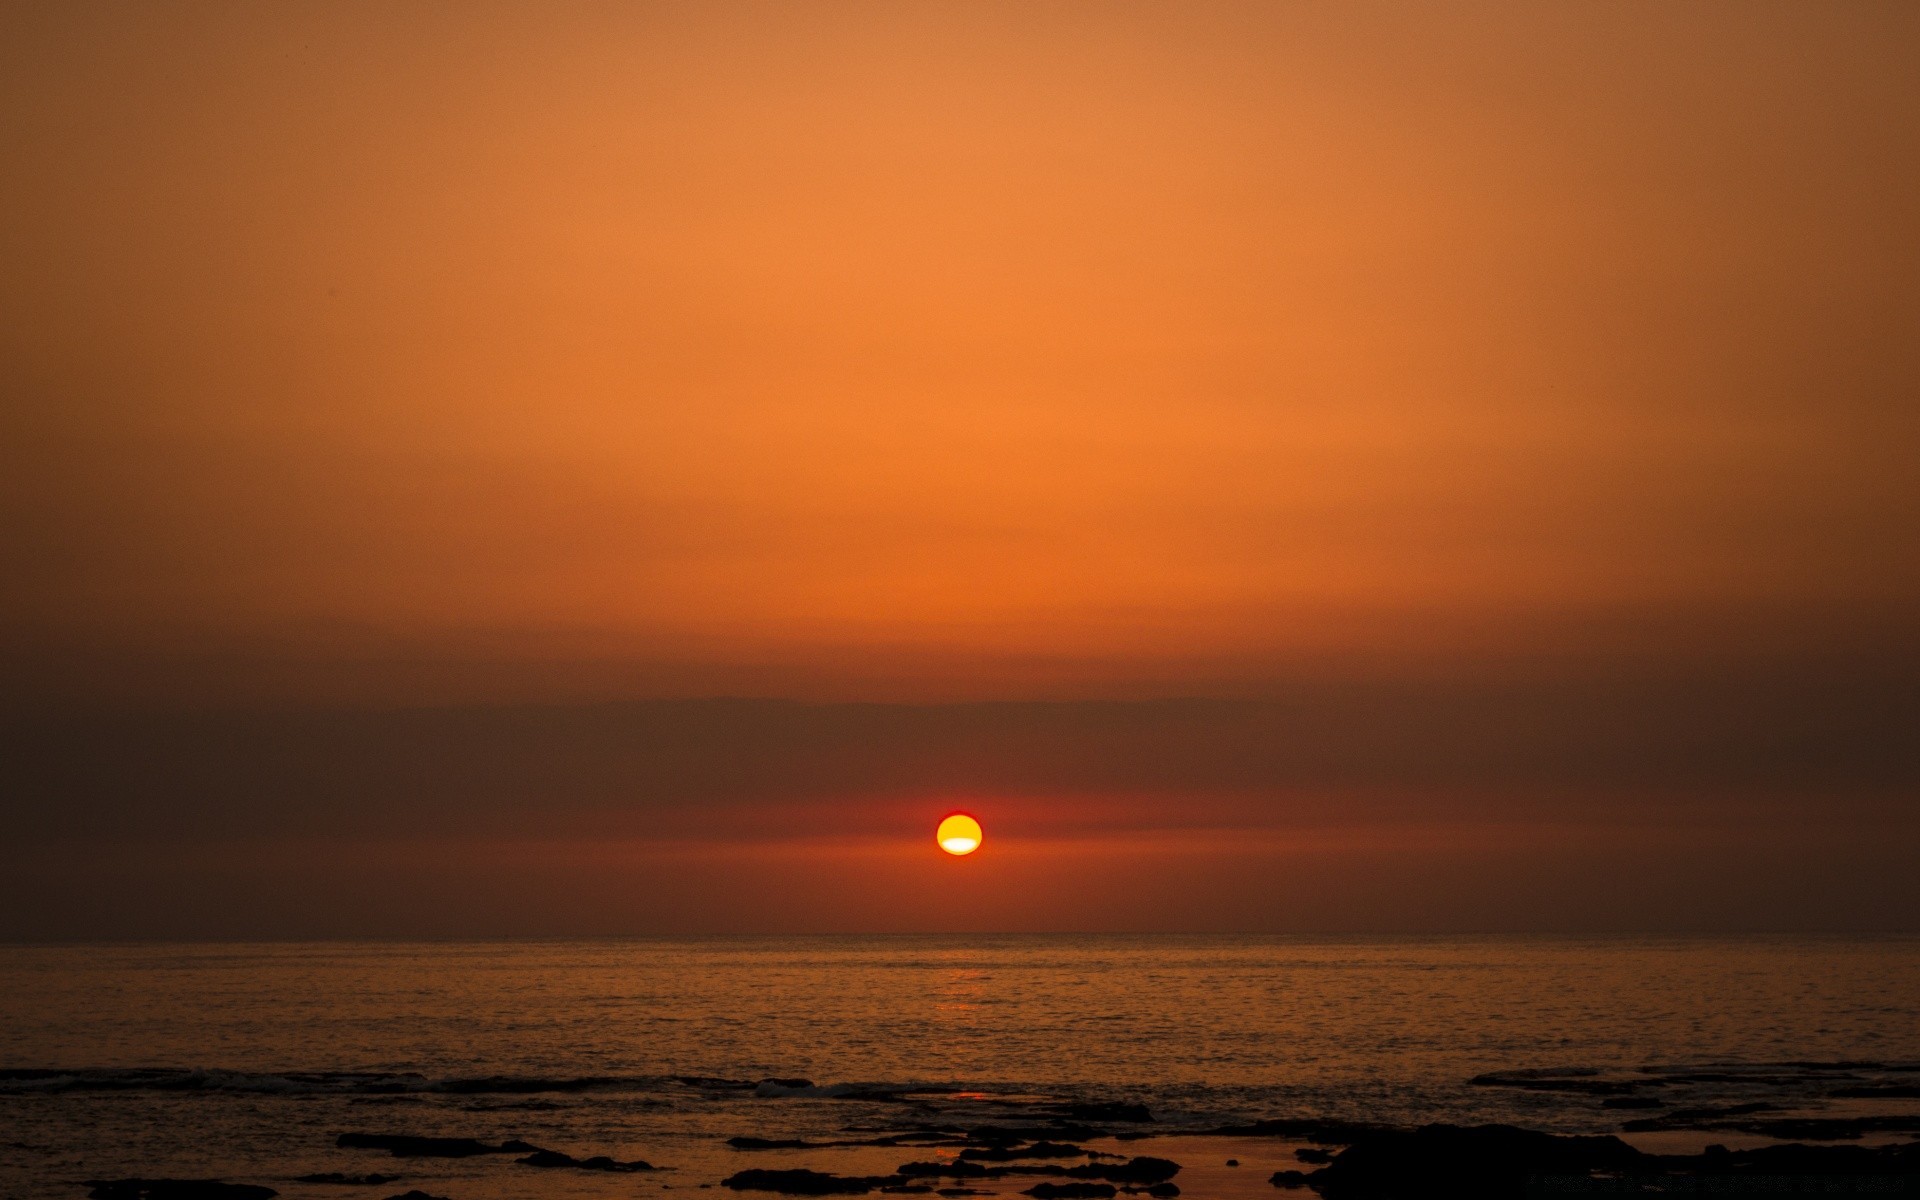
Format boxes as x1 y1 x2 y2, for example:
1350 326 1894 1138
1 2 1916 934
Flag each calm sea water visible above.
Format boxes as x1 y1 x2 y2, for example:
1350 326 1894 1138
3 936 1918 1199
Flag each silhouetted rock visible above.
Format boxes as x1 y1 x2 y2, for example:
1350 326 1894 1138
515 1147 654 1171
1700 1140 1920 1176
1306 1124 1643 1198
1272 1122 1920 1198
381 1192 450 1200
1144 1185 1180 1198
949 1122 1103 1144
86 1184 275 1200
896 1162 992 1180
335 1133 532 1158
1294 1148 1333 1164
294 1175 399 1186
959 1142 1089 1161
723 1169 903 1195
950 1126 1025 1146
730 1137 819 1149
1067 1158 1179 1186
1022 1186 1115 1200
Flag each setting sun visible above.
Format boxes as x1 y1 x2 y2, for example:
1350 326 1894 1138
937 813 983 856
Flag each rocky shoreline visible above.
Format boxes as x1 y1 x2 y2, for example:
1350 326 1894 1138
77 1100 1920 1200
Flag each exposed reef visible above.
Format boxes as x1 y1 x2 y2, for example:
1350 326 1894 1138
515 1146 655 1170
723 1168 904 1195
721 1154 1182 1196
334 1132 540 1157
1266 1122 1920 1198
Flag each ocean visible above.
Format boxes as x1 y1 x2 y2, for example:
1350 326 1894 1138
4 936 1918 1199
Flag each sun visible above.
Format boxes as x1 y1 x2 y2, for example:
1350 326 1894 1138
936 813 982 856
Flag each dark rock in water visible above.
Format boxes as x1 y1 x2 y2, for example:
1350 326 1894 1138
762 1077 815 1089
732 1134 939 1151
1619 1100 1920 1140
723 1169 901 1195
1263 1123 1920 1196
1599 1096 1663 1108
959 1142 1089 1161
1022 1186 1116 1200
294 1175 400 1186
1144 1185 1180 1198
579 1154 652 1172
676 1075 760 1090
1294 1148 1333 1164
515 1147 653 1171
1059 1102 1152 1124
877 1188 933 1196
336 1133 527 1158
1307 1124 1643 1198
381 1192 450 1200
1704 1140 1919 1176
896 1162 992 1180
887 1155 1177 1188
515 1149 578 1167
952 1125 1027 1147
1067 1157 1179 1186
86 1184 276 1200
934 1192 991 1198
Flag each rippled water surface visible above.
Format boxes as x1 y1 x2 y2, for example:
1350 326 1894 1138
3 936 1917 1199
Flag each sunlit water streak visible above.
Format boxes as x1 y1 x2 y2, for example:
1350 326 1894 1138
2 936 1917 1199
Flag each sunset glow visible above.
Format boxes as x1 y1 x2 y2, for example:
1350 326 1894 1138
0 0 1914 940
937 814 983 857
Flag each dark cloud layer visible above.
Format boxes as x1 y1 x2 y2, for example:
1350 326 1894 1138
5 656 1915 937
8 659 1914 840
